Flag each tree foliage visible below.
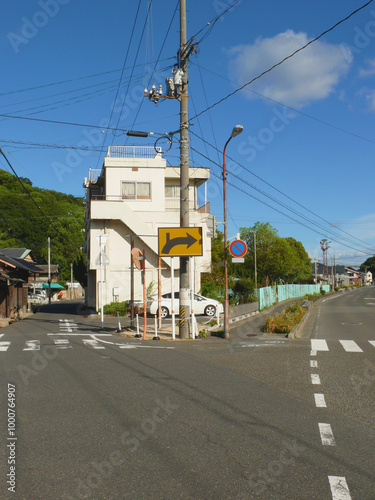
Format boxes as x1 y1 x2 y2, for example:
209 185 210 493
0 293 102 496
201 222 311 301
359 256 375 276
0 168 86 285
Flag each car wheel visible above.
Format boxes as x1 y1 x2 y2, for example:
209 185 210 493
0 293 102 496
204 305 216 317
161 306 169 318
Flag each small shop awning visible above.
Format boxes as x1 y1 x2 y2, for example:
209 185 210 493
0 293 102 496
42 283 64 289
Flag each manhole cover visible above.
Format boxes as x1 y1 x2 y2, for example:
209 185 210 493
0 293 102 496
247 333 257 337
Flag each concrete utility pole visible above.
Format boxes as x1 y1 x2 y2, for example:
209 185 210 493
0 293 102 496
48 236 51 305
179 0 190 339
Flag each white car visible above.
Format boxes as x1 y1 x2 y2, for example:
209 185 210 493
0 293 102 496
148 292 223 318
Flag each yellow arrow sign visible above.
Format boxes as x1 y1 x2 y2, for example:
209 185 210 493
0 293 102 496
158 227 203 257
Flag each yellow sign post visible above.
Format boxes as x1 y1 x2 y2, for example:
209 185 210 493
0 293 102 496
158 227 203 257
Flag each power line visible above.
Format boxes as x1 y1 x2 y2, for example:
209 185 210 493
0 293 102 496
0 148 82 252
96 0 143 168
190 0 374 122
189 129 375 252
190 60 375 146
191 145 375 255
124 0 179 145
0 58 174 98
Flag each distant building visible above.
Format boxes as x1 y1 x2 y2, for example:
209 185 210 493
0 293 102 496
83 146 215 311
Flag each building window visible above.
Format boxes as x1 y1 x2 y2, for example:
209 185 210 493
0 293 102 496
122 182 151 200
165 185 180 198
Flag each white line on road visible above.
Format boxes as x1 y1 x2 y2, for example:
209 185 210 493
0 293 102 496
319 423 336 446
0 334 4 339
310 349 317 356
311 339 329 351
311 374 321 385
314 393 327 408
82 339 105 349
339 340 363 352
90 335 175 349
369 341 375 348
23 340 40 351
310 360 318 368
0 341 10 351
328 476 352 499
47 333 113 336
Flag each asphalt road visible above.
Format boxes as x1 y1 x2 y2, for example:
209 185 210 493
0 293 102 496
0 293 374 499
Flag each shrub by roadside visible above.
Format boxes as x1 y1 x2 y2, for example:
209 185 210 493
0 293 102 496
103 301 130 316
264 301 307 334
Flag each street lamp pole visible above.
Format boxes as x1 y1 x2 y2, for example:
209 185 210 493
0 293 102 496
223 125 243 339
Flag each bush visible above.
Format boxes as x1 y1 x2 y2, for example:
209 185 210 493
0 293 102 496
320 289 326 295
103 301 130 316
265 302 306 334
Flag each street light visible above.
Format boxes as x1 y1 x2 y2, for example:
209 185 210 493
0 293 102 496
223 125 243 339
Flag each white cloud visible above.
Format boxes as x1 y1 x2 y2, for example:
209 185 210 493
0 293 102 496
228 30 351 108
359 58 375 77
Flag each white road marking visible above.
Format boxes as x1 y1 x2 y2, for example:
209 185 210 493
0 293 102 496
310 349 317 356
47 333 113 336
319 423 336 446
23 340 40 351
0 334 4 339
314 393 327 408
310 360 318 368
328 476 352 499
311 339 329 351
82 339 105 350
53 339 72 349
369 341 375 348
0 341 10 351
339 340 363 352
365 303 375 306
90 334 175 349
311 374 321 385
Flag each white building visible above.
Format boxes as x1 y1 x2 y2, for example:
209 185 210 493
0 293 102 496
83 146 215 311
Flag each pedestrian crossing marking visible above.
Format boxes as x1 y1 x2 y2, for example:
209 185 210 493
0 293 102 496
23 340 40 351
82 339 105 349
339 340 363 352
311 339 329 351
0 341 10 351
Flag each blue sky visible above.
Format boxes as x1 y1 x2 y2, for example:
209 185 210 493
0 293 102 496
1 0 375 267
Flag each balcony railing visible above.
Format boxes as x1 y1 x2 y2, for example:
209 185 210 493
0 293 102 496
106 146 162 159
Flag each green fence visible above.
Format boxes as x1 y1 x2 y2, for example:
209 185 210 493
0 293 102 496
258 284 328 310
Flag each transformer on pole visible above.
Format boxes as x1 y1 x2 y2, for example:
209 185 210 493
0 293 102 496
320 239 331 278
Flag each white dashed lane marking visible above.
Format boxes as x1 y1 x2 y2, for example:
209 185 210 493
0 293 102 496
328 476 352 499
310 360 318 368
319 423 336 446
314 393 327 408
311 374 321 385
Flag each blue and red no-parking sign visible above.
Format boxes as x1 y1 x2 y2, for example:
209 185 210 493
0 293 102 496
229 239 247 258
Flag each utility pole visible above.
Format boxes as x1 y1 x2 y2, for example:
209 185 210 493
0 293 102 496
48 236 51 304
70 262 73 299
179 0 190 339
253 232 257 291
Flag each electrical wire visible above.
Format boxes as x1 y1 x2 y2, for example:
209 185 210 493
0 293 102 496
189 0 242 44
190 0 374 122
0 148 82 252
189 129 375 252
96 0 143 168
124 0 179 144
190 144 375 255
189 60 375 146
0 58 174 98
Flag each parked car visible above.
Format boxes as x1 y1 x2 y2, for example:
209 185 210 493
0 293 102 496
148 292 223 318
